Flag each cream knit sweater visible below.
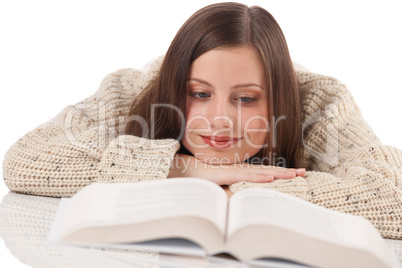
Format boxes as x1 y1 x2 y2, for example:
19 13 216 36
3 56 402 239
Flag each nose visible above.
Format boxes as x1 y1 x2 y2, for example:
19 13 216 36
207 98 236 130
211 114 232 129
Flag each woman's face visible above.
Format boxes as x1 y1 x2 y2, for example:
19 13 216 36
181 45 269 164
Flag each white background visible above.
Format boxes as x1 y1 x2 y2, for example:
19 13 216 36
0 0 401 267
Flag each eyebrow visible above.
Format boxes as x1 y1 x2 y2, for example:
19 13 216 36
188 78 264 90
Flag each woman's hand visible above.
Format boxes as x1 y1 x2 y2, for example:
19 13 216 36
168 153 306 185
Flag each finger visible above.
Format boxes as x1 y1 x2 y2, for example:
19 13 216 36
257 169 298 179
230 164 297 180
259 167 306 179
274 171 297 179
236 173 275 183
223 173 274 185
256 165 306 174
247 173 275 183
296 168 306 177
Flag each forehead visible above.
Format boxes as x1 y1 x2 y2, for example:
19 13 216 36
188 46 265 87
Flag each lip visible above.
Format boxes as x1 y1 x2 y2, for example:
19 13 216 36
200 135 242 149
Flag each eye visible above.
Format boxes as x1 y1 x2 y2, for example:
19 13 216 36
236 96 258 104
190 92 211 99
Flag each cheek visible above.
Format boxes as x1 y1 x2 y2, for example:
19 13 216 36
240 110 268 142
240 109 268 131
185 102 208 131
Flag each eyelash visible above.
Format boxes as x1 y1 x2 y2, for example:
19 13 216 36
189 92 258 105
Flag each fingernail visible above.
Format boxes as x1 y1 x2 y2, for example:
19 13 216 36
296 168 305 175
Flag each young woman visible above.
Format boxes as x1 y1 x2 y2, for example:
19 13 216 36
3 3 402 239
125 3 307 188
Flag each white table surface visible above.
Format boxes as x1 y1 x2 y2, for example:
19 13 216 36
0 189 401 268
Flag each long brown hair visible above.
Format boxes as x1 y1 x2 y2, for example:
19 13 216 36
125 2 303 168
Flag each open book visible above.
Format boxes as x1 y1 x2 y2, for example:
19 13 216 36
49 178 398 268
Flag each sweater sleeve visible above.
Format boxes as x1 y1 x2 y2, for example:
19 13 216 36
230 70 402 239
2 57 180 198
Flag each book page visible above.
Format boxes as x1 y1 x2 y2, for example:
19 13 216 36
114 178 228 234
59 178 228 239
227 188 391 253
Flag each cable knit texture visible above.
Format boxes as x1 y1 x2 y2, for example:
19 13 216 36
2 56 402 239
